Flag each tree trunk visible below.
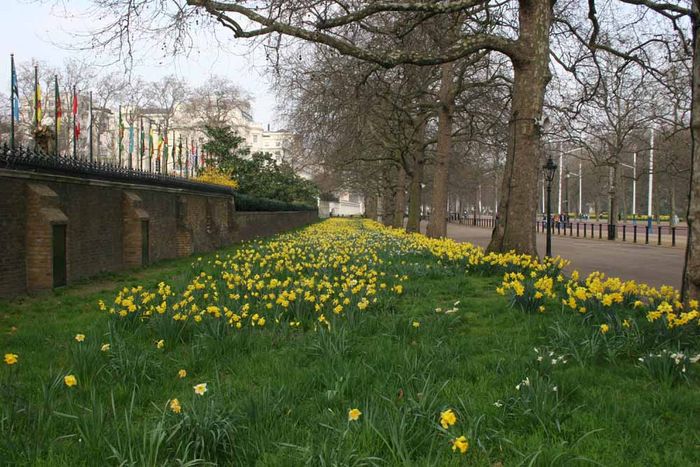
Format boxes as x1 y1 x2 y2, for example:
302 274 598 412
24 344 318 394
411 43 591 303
406 160 425 233
426 62 455 238
365 192 378 221
392 165 407 228
682 1 700 302
407 118 427 233
487 0 552 255
381 167 395 226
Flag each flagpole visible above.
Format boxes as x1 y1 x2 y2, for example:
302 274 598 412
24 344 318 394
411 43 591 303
10 54 16 150
34 65 38 139
54 75 59 156
88 91 93 163
72 85 77 159
118 105 122 167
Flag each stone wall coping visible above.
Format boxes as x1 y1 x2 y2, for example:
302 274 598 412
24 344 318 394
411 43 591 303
0 168 233 199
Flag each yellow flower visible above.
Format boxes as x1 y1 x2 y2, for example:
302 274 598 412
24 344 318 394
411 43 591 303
622 319 630 328
156 339 165 349
169 398 182 414
348 408 362 421
451 435 469 454
4 353 18 365
193 383 208 396
600 324 609 334
178 369 187 378
440 409 457 429
64 374 77 387
74 334 85 342
412 321 420 328
100 343 110 352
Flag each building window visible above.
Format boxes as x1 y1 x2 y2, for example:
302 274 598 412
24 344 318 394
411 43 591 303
253 135 258 143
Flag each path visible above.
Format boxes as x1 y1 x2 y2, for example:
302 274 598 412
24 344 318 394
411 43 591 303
426 222 685 289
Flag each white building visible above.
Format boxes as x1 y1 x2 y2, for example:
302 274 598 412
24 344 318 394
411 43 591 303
318 192 364 218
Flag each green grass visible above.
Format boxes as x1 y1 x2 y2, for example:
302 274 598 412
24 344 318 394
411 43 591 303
1 231 699 466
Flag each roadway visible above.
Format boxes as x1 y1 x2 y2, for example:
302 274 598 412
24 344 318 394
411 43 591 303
426 222 685 289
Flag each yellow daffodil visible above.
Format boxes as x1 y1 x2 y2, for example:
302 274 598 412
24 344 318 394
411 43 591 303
178 369 187 378
4 353 18 365
193 383 208 396
169 398 182 414
440 409 457 429
156 339 165 349
451 435 469 454
74 334 85 343
348 408 362 421
64 375 77 387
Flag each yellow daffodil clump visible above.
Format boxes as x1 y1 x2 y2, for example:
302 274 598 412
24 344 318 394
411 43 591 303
99 218 698 368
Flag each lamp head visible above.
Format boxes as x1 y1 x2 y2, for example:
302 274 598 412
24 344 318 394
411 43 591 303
543 156 557 183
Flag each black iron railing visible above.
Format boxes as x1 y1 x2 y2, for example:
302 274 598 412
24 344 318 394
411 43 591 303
0 143 235 196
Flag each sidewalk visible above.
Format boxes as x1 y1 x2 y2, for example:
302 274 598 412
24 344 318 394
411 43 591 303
430 222 685 289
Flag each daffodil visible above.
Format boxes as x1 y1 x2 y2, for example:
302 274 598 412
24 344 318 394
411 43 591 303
169 398 182 414
348 408 362 421
440 409 457 429
178 369 187 378
4 353 18 365
193 383 208 396
451 435 469 454
64 375 77 387
74 334 85 342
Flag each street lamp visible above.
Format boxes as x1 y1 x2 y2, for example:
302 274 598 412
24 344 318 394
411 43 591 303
543 155 558 257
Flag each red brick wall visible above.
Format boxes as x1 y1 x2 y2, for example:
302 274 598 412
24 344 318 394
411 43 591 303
0 169 317 297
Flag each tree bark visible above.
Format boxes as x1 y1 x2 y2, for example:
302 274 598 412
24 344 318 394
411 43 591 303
682 1 700 302
392 165 407 228
381 167 395 226
365 191 378 220
426 62 455 238
406 120 426 233
487 0 552 255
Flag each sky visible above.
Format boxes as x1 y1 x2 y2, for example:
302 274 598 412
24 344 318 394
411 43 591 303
0 0 281 128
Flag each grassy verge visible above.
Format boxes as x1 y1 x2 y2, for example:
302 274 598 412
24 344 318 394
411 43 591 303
1 219 698 466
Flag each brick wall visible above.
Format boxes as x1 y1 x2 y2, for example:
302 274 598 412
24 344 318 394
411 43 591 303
0 169 317 297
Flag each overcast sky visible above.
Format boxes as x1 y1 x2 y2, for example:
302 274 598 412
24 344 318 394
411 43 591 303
0 0 281 128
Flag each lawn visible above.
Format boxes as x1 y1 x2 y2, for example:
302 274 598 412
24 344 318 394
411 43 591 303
1 219 698 466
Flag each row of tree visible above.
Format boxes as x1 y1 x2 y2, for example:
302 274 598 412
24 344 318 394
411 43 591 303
77 0 700 302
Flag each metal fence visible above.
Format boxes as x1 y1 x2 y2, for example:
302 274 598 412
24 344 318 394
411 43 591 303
445 213 685 248
0 143 234 196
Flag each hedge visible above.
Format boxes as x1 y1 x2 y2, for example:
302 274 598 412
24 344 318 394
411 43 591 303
233 192 317 212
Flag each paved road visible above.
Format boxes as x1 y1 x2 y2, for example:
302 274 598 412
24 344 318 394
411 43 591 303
426 222 685 289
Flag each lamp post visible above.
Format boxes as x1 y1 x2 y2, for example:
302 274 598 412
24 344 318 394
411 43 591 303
543 155 558 257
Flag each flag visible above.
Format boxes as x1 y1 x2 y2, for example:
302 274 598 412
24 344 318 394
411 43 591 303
129 125 134 154
36 82 43 123
73 90 81 139
56 90 62 132
11 58 19 121
148 129 153 156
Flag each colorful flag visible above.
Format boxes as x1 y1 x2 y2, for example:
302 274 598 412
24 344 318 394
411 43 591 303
36 81 43 123
73 89 80 140
56 89 62 131
11 57 19 121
